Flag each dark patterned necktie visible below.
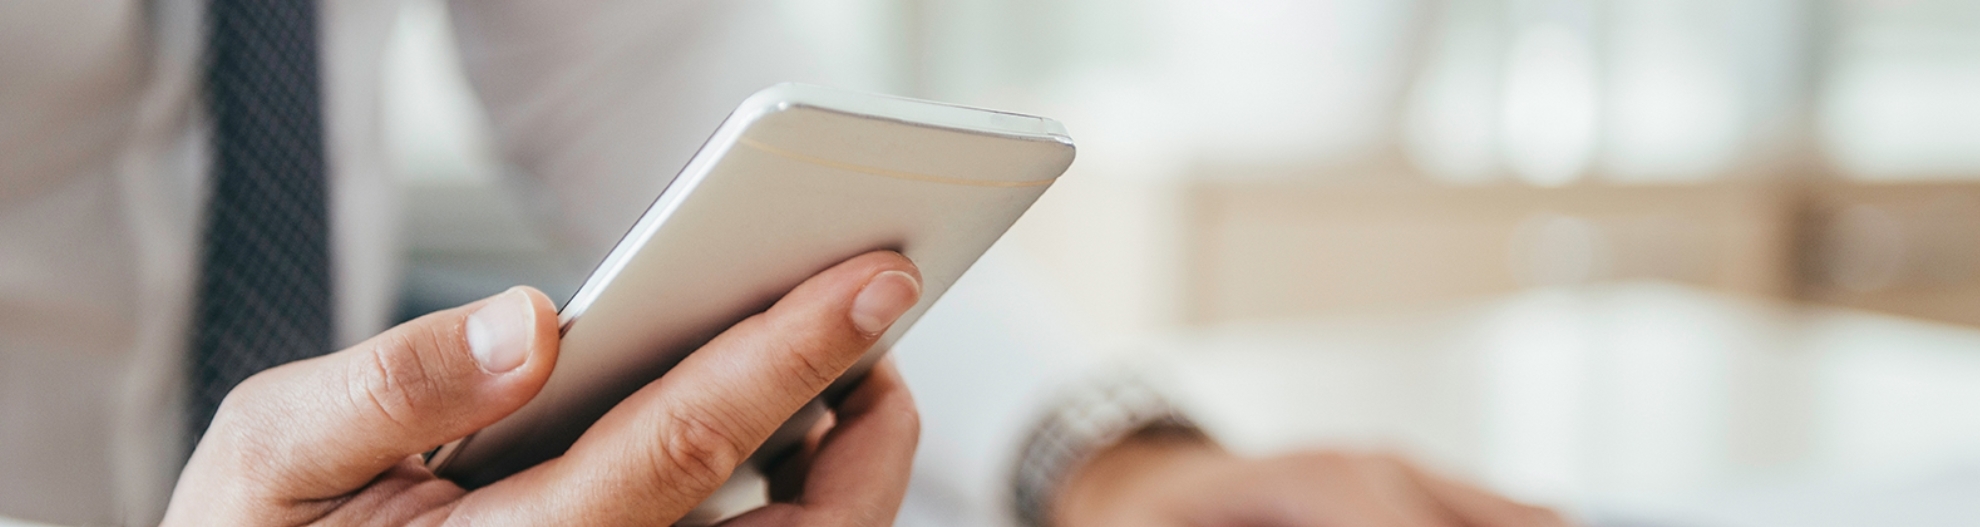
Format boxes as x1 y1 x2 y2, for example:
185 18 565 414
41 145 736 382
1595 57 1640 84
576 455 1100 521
187 0 334 446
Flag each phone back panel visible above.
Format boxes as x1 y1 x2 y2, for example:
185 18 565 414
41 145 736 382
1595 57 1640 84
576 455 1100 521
430 84 1074 487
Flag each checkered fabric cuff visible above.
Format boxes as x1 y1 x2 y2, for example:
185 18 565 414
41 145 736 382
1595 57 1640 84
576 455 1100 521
1010 375 1205 527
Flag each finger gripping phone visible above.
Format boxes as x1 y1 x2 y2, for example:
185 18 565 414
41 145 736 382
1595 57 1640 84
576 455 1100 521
425 83 1075 487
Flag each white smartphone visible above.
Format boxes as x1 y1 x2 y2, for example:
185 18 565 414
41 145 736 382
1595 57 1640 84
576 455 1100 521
426 83 1075 487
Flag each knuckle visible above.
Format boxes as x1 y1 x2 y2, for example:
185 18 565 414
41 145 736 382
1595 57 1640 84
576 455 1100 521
204 372 276 442
201 371 310 477
206 366 303 440
213 371 273 418
763 318 849 390
779 339 844 390
346 334 443 431
651 411 749 492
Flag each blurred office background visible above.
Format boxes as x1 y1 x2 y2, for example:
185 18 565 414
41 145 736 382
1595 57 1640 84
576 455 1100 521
382 0 1980 525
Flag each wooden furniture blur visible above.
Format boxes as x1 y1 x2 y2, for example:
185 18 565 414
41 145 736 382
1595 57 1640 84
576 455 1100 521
1178 179 1980 327
1795 182 1980 327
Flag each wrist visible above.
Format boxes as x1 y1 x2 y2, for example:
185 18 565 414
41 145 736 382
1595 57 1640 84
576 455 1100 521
1055 427 1226 527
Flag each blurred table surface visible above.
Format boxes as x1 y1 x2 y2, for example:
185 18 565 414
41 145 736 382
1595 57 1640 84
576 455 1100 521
1148 282 1980 527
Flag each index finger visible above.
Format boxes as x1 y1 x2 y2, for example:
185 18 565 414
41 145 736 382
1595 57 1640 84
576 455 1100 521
717 359 920 527
442 251 922 525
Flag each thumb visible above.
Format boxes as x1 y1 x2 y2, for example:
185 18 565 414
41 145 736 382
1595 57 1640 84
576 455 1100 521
186 286 559 501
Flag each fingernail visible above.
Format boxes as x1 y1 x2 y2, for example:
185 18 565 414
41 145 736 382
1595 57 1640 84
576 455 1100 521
467 288 534 373
851 270 921 336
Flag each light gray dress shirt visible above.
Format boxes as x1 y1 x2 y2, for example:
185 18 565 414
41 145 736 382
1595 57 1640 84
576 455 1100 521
0 1 1093 525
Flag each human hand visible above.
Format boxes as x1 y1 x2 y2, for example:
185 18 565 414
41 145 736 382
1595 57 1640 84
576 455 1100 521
163 251 924 526
1057 433 1570 527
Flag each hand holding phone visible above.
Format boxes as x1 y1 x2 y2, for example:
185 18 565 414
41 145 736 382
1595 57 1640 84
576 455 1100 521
165 254 928 525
